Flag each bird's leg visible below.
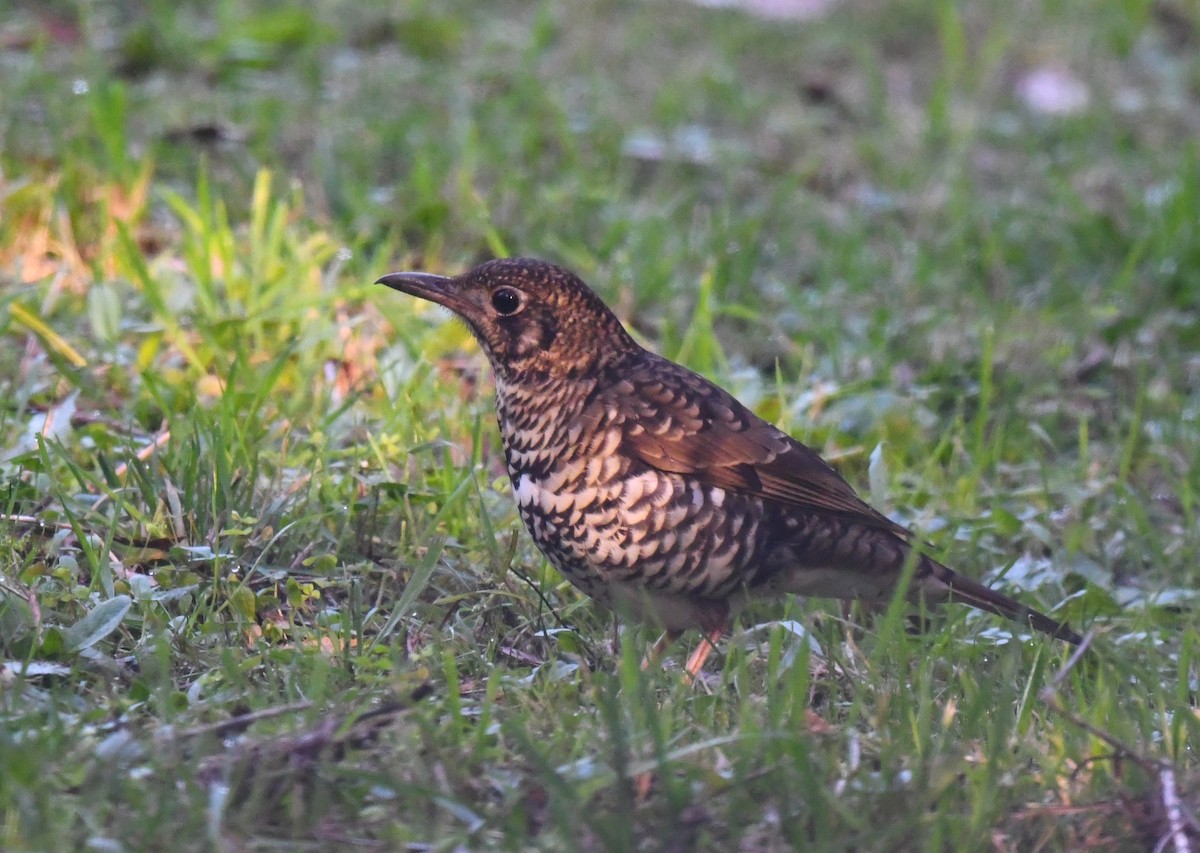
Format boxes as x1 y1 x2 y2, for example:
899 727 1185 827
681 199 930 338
683 625 728 683
640 629 682 671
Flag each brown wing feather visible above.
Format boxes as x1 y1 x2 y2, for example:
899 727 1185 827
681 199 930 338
583 355 1082 645
603 354 909 539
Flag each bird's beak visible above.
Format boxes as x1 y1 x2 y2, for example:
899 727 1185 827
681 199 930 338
376 271 467 313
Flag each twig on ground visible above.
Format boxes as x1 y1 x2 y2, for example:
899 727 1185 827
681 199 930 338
1156 767 1194 853
111 427 171 481
165 700 315 742
1040 629 1196 853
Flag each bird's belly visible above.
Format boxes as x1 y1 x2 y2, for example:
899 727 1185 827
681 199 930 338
606 583 733 633
509 468 764 604
756 565 895 602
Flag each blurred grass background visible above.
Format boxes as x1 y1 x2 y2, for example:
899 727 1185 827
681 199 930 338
1 0 1198 849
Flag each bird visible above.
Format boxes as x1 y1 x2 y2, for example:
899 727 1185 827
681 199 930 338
377 258 1082 678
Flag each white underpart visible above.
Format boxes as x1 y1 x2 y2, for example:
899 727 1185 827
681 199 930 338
601 428 621 456
514 473 537 507
619 471 661 510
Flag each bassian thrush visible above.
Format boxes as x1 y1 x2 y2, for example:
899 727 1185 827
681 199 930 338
378 258 1081 678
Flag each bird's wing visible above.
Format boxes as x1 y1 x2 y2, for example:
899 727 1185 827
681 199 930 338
597 354 911 539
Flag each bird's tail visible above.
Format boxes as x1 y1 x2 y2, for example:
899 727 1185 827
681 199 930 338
918 557 1082 645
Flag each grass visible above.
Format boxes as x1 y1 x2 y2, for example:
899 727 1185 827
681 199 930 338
1 0 1198 849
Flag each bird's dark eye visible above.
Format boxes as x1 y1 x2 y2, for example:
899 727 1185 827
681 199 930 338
490 287 521 315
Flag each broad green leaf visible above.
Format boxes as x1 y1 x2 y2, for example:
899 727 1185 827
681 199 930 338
63 595 132 652
87 281 123 344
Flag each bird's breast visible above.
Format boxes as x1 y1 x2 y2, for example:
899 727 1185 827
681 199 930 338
492 376 772 601
506 454 768 601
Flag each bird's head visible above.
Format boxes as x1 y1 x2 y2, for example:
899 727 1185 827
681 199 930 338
377 258 638 381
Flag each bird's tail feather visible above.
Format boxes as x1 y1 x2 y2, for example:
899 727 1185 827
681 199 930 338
920 558 1082 645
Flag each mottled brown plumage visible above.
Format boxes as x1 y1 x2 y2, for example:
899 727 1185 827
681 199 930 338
378 258 1081 676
